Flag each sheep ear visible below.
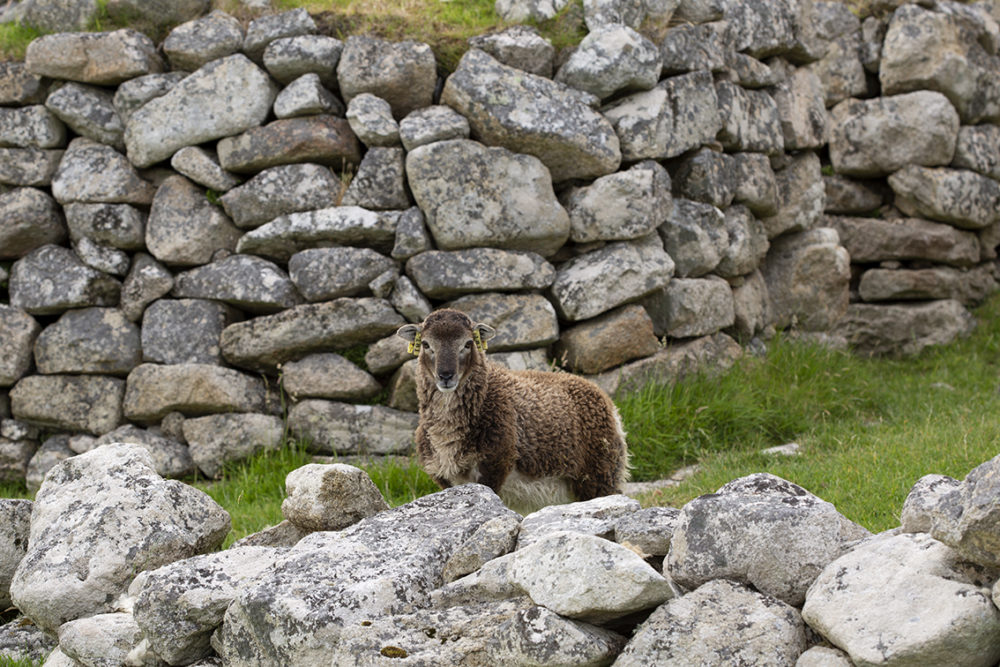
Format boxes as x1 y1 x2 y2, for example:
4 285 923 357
473 323 496 351
397 324 423 355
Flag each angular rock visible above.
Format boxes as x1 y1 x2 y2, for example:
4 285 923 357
281 463 389 532
717 204 770 278
288 247 396 302
9 443 229 634
643 276 735 339
0 105 65 149
73 236 130 276
0 306 39 387
281 353 381 401
112 71 186 126
238 205 399 262
614 579 807 666
51 138 155 205
550 233 674 321
0 437 36 484
25 29 162 86
104 0 210 31
145 175 241 267
517 495 640 549
170 146 241 193
125 54 278 168
889 165 1000 230
603 71 721 161
839 299 977 357
123 363 268 423
389 275 432 324
769 65 828 150
163 9 245 71
827 215 981 267
672 147 735 209
92 424 195 479
442 514 521 583
0 498 31 608
217 114 361 173
132 547 287 666
120 253 173 322
467 25 555 78
487 605 626 666
58 612 145 666
0 187 64 260
829 91 960 176
288 399 417 455
365 334 413 376
901 473 962 535
263 34 343 87
345 93 400 147
273 73 343 119
181 412 284 479
715 80 784 154
614 506 680 556
442 48 620 182
859 264 997 306
658 198 728 278
341 146 409 210
761 150 825 238
34 307 140 376
407 248 555 299
555 24 660 100
762 227 850 331
398 105 471 152
560 160 671 243
809 29 867 107
44 82 123 150
171 254 301 314
141 298 239 366
659 22 728 74
407 139 569 256
732 151 779 216
0 62 47 106
803 532 1000 667
445 293 560 352
554 303 659 374
221 163 340 229
220 298 404 372
8 244 121 315
0 615 56 662
337 35 436 119
64 202 145 251
242 7 316 63
952 124 1000 181
928 454 1000 568
823 173 884 214
0 148 64 187
496 0 571 21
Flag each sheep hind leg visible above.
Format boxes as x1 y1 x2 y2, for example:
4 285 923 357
571 470 622 502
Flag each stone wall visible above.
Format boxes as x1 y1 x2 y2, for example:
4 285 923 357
2 0 1000 486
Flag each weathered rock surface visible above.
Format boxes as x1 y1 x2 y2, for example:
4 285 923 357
554 304 659 374
927 453 1000 569
25 29 162 86
281 463 389 532
467 25 555 77
34 306 140 375
828 215 981 267
236 206 397 262
762 227 850 331
182 412 284 479
859 265 997 306
288 247 396 302
10 373 124 435
0 306 40 387
288 399 417 455
560 160 671 243
216 115 361 173
398 105 470 151
337 35 436 119
92 423 195 479
0 188 65 260
171 254 301 314
407 248 555 300
220 163 340 229
163 9 245 71
52 138 154 205
888 165 1000 230
643 276 735 339
123 363 268 423
555 24 660 100
280 353 381 401
716 80 784 154
839 299 977 357
140 298 238 366
658 198 728 278
0 498 31 608
145 175 241 267
446 293 560 352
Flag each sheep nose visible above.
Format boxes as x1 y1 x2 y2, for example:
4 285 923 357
438 370 455 383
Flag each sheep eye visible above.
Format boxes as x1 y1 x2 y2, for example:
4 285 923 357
421 341 429 350
464 340 474 350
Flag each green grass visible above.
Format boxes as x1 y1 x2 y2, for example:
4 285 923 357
0 657 43 667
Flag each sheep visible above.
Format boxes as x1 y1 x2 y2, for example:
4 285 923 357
397 308 630 514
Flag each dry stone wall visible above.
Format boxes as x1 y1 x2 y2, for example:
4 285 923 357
1 0 1000 487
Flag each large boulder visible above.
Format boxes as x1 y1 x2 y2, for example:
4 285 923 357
827 215 981 267
9 443 230 634
406 248 555 300
839 299 977 357
10 373 124 435
337 35 436 119
761 228 850 331
123 363 268 423
888 165 1000 230
287 399 417 455
25 29 162 85
34 306 140 375
554 24 660 100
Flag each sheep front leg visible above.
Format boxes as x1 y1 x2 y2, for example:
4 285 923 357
415 425 452 490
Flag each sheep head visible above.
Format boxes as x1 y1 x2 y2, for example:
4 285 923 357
397 309 495 393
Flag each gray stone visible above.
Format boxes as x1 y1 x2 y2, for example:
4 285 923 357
952 124 1000 181
859 264 997 306
809 31 867 108
0 148 63 187
263 34 342 87
104 0 209 31
0 306 39 387
839 299 977 357
672 147 736 209
495 0 571 21
112 71 186 125
827 215 981 267
171 254 301 314
120 253 173 322
614 579 807 666
146 175 241 267
828 91 960 177
365 334 413 376
550 233 674 321
233 520 307 549
0 498 31 608
44 82 123 150
9 443 229 634
25 29 162 85
9 244 121 315
288 399 418 455
582 0 649 28
657 198 728 278
762 227 849 331
288 246 397 301
345 93 399 147
0 187 65 260
123 363 267 423
446 292 560 352
386 359 419 413
73 236 129 278
643 276 735 339
725 51 782 89
555 24 660 100
488 605 626 666
406 248 555 300
64 202 145 251
0 61 46 106
732 152 779 216
273 73 344 119
488 348 551 372
389 275 432 324
125 54 277 168
761 150 825 238
659 22 728 74
281 353 381 401
35 307 140 376
442 48 621 182
560 160 671 243
398 105 471 151
236 205 396 262
216 115 361 174
141 298 239 366
337 35 436 119
407 139 569 256
467 25 555 77
797 646 854 667
889 165 1000 230
220 163 340 229
0 438 36 484
603 71 721 161
443 514 521 583
928 454 1000 569
726 0 808 58
769 64 829 150
243 8 316 64
61 612 144 667
182 412 284 479
823 174 884 214
220 298 404 372
92 424 195 479
901 473 962 535
717 204 770 278
0 105 65 152
715 80 784 154
281 463 389 532
517 495 640 549
341 146 409 210
802 532 1000 667
131 547 287 666
614 506 680 556
170 146 241 193
51 138 155 205
163 9 244 71
0 615 55 663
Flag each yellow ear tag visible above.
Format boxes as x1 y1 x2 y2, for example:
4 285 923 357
473 329 487 351
408 331 421 356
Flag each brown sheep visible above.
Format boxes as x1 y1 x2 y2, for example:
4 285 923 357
397 308 630 514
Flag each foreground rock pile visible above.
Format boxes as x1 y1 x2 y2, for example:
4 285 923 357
2 444 1000 665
